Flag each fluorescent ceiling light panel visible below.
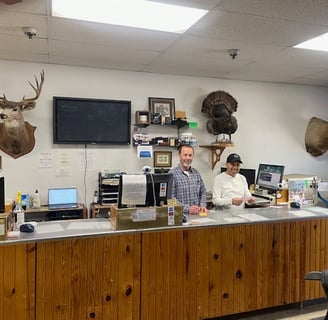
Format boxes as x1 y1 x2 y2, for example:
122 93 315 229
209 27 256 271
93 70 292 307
294 32 328 52
51 0 208 33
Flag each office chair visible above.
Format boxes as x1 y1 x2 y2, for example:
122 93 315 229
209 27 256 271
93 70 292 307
304 269 328 320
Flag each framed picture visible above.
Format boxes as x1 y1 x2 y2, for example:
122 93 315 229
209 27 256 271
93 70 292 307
135 110 150 125
149 97 175 120
154 151 172 168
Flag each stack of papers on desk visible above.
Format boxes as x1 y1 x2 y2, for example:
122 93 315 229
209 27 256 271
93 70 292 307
189 217 216 225
237 213 269 221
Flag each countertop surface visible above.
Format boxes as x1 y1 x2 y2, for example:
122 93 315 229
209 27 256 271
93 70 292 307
2 203 328 245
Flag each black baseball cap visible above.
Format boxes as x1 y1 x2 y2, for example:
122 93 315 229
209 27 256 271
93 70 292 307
226 153 243 164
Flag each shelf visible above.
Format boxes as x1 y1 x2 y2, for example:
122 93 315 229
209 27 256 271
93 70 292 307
199 143 234 170
134 120 188 129
133 118 190 148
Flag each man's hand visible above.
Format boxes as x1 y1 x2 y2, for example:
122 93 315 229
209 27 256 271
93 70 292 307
246 197 256 204
232 198 243 206
189 205 200 215
189 205 208 215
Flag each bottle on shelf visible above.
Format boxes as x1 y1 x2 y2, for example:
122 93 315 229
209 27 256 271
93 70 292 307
12 191 25 230
32 189 41 209
93 190 98 204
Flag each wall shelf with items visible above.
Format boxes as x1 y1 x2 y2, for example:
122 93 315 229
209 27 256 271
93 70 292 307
132 119 189 147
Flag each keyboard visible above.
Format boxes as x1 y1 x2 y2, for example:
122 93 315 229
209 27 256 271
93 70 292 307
245 201 269 208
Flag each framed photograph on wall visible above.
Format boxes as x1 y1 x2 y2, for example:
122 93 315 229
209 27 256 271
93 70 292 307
149 97 175 119
154 151 172 168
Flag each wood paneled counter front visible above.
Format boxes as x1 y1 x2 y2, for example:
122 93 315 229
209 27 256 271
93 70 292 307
1 205 328 320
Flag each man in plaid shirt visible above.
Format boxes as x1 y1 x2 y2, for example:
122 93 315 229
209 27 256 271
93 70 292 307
169 144 207 215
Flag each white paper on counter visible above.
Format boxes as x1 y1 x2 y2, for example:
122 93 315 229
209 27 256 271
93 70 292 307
224 216 248 223
67 221 111 230
237 213 269 221
290 210 315 217
305 207 328 214
36 224 65 234
189 217 217 224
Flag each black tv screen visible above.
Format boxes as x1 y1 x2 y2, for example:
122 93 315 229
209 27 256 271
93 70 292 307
53 96 131 145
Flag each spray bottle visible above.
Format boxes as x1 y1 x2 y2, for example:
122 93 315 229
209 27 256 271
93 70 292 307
14 191 25 230
32 189 41 209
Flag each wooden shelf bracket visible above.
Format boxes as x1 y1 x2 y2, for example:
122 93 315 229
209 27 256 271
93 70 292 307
199 143 234 170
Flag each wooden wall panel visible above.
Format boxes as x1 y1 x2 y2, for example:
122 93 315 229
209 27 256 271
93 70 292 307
1 215 328 320
203 228 222 319
233 226 246 313
220 226 234 315
245 225 266 312
140 218 328 320
36 234 140 320
303 218 328 301
0 243 35 320
140 230 198 320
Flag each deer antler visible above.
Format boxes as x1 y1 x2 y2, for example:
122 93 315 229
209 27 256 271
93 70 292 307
20 70 45 110
0 94 9 107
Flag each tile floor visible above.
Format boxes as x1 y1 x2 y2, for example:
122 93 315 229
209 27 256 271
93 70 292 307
215 301 327 320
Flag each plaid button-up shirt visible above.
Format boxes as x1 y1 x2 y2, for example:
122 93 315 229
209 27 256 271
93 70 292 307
169 165 207 214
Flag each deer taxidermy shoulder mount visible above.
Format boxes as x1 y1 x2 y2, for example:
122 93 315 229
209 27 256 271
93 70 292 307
202 90 238 140
305 116 328 157
0 70 44 159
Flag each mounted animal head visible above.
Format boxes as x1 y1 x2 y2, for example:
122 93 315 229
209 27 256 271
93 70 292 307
0 70 44 158
202 90 238 139
305 117 328 157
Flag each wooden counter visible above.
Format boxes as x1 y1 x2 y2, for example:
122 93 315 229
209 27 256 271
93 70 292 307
1 206 328 320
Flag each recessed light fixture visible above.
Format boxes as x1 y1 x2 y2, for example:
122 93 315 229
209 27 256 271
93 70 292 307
51 0 208 34
294 32 328 52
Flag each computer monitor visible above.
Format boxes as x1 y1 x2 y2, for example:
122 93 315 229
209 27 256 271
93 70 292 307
221 167 256 188
255 164 285 193
118 173 173 208
0 177 4 213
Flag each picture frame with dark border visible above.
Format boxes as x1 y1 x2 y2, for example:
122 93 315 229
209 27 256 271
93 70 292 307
154 151 172 168
149 97 175 120
135 110 150 125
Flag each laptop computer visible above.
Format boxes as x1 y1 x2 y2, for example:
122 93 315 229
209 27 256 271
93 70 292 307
48 187 78 210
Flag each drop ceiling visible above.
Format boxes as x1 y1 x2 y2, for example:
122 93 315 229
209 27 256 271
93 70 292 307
1 0 328 87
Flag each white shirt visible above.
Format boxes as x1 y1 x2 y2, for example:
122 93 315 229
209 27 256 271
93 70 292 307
212 172 251 207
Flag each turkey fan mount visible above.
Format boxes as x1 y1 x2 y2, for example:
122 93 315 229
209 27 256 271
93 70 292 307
201 91 238 141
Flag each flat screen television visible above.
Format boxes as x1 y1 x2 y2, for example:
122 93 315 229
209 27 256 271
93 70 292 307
118 173 173 208
53 96 131 145
255 164 285 193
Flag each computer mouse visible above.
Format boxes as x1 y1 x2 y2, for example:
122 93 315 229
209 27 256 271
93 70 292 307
290 202 301 209
20 223 35 233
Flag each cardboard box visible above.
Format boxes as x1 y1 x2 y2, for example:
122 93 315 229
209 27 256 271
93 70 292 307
110 205 182 230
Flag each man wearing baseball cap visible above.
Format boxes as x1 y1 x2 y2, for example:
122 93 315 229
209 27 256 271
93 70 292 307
212 153 256 207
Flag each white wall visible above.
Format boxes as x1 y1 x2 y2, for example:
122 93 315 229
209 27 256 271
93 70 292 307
1 60 328 206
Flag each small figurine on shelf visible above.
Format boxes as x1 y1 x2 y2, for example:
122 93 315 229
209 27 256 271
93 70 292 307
151 113 162 124
216 133 231 143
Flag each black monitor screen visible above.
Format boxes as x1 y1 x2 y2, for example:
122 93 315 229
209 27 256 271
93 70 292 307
53 96 131 145
145 173 173 207
255 164 285 192
118 173 173 208
221 167 256 188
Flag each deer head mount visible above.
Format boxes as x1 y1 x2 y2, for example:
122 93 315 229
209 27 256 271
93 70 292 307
0 70 44 159
305 117 328 157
